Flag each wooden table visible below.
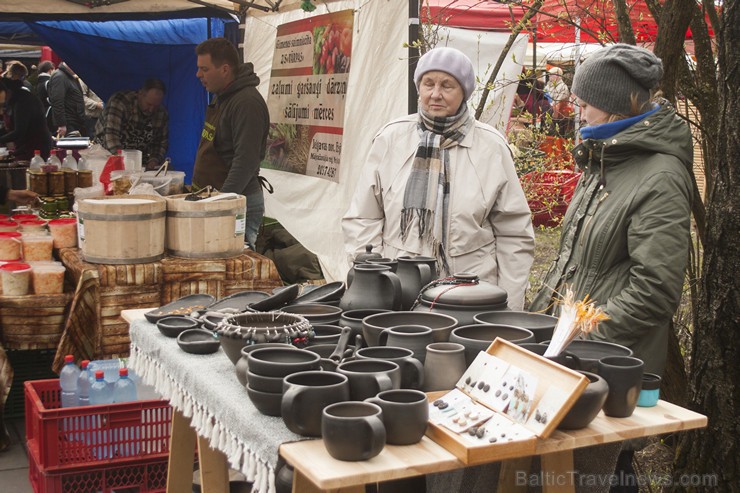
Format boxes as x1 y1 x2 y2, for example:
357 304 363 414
281 399 706 493
122 310 707 493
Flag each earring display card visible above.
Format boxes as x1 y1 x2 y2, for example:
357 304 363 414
425 338 588 465
429 388 495 434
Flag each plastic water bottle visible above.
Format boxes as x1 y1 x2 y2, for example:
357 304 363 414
113 368 137 403
90 370 113 405
46 151 61 170
30 150 45 170
77 360 91 406
60 355 80 408
62 150 78 170
77 154 88 171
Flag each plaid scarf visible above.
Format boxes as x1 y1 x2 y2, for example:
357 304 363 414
400 105 474 273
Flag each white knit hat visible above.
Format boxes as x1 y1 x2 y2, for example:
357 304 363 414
414 47 476 101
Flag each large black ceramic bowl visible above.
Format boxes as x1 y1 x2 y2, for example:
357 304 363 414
450 324 535 365
362 311 458 347
156 316 200 338
247 347 321 378
473 311 558 343
540 339 633 373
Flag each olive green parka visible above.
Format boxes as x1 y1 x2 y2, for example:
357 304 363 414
530 102 693 375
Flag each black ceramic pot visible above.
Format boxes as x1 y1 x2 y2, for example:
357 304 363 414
558 371 609 430
598 356 644 418
473 311 557 343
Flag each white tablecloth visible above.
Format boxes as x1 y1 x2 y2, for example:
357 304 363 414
128 318 303 493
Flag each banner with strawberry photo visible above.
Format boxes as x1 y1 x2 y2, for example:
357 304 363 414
262 9 354 183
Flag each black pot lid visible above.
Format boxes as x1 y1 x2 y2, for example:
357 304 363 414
353 244 382 263
420 273 507 306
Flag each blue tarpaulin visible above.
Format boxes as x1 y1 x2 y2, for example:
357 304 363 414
22 17 237 182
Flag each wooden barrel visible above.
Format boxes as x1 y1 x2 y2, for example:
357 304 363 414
77 195 166 264
165 193 246 259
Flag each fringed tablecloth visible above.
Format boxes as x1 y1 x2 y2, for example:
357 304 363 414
128 318 303 493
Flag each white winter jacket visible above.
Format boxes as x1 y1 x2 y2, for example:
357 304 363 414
342 114 535 309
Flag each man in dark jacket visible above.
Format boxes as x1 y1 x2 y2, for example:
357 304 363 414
34 61 55 131
48 62 86 137
192 37 270 249
0 80 53 160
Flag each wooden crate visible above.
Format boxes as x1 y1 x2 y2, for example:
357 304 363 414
160 249 282 304
0 292 74 350
425 339 588 465
59 247 162 288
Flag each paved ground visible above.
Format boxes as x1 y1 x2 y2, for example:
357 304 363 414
0 418 33 493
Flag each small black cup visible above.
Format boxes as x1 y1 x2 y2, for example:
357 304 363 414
597 356 644 418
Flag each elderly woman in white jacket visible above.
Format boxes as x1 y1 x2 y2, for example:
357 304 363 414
342 47 535 310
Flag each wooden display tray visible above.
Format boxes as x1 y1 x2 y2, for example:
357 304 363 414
425 338 588 465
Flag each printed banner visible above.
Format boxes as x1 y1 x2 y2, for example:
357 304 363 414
261 10 354 182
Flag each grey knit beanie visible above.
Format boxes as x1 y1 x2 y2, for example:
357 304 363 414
571 44 663 115
414 47 476 101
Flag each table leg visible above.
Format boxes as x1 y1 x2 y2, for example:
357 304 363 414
540 450 575 493
292 468 365 493
498 456 532 492
198 434 229 493
167 409 197 493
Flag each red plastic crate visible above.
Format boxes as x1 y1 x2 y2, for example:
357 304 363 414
521 170 582 227
25 379 172 472
29 451 168 493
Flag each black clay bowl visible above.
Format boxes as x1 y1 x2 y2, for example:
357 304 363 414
309 324 343 345
202 314 229 332
558 371 609 430
177 329 221 355
450 324 536 365
246 385 283 417
279 303 343 325
157 316 200 338
473 311 558 343
541 339 633 373
363 311 458 347
290 281 346 304
247 370 285 394
247 347 321 378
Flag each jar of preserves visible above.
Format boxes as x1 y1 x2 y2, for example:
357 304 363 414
63 169 78 193
77 169 93 188
48 171 65 196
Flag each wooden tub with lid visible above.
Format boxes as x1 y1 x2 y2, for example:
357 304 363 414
165 192 246 259
77 195 166 264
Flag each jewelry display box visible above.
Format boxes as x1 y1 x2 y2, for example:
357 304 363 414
426 338 588 464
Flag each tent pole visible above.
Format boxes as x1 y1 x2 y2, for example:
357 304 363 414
408 0 419 114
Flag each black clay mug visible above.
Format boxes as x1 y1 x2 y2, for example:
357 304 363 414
365 389 428 445
336 359 401 401
321 401 386 461
597 356 644 418
355 346 424 390
281 371 351 437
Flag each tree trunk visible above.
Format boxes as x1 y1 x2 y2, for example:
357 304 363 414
650 0 695 103
672 1 740 490
612 0 636 45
